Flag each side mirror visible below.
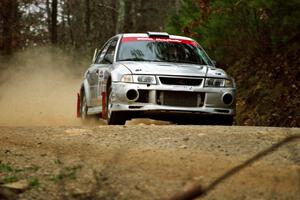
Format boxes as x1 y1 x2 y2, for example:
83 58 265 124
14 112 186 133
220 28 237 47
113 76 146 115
104 53 113 64
212 60 217 66
92 48 98 63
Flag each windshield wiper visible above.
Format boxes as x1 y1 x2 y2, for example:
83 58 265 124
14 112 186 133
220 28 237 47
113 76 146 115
118 58 146 61
118 58 162 62
178 60 200 65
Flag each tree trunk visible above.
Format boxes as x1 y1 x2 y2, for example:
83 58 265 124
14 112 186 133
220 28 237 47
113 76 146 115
61 0 66 46
197 0 211 19
85 0 90 39
123 0 136 32
0 0 19 54
66 0 74 46
46 0 51 41
51 0 58 44
115 0 125 34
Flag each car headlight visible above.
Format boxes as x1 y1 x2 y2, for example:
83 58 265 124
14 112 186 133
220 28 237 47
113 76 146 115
205 78 233 88
121 74 133 82
121 75 156 84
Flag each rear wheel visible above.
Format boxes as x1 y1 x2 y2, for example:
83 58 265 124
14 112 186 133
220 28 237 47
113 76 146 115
80 93 88 120
106 85 127 125
80 92 99 123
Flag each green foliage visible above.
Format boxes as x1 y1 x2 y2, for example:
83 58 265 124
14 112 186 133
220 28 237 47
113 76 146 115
166 0 300 66
0 162 43 186
28 177 40 187
0 163 14 173
166 0 200 35
3 175 19 183
50 164 82 183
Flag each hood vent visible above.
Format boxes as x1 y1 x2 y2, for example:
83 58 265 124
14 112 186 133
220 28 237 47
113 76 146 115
147 32 169 38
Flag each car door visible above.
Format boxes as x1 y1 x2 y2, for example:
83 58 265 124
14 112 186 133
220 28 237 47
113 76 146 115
97 38 118 105
88 37 118 107
87 41 111 107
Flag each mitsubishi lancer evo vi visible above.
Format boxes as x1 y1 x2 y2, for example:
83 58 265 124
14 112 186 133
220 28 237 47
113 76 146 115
76 32 236 125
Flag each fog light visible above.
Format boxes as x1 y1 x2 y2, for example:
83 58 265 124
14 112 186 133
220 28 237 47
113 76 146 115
126 89 139 101
223 93 233 105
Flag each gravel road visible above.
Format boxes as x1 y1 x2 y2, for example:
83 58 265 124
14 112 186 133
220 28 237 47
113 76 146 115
0 124 299 200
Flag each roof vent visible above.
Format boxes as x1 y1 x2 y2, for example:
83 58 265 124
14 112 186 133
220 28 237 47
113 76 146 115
147 32 169 38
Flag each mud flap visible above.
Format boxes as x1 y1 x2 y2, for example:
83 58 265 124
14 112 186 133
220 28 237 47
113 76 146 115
76 93 81 118
102 92 107 119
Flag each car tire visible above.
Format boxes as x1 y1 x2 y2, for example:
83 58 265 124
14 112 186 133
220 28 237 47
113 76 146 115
80 92 88 120
80 92 99 123
218 115 234 126
185 115 233 125
106 85 127 125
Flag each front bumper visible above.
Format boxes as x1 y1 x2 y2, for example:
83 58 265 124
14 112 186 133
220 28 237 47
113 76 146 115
110 82 236 116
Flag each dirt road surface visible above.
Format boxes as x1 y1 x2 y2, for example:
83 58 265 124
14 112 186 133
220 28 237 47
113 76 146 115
0 124 299 200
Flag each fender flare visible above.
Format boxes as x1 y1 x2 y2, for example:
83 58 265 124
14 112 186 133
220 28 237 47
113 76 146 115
82 79 91 106
77 80 91 117
101 76 111 119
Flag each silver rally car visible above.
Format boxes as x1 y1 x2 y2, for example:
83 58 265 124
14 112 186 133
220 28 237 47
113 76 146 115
77 32 236 125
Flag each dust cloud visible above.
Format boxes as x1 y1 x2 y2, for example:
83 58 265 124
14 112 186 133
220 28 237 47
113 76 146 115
0 47 173 126
0 47 85 126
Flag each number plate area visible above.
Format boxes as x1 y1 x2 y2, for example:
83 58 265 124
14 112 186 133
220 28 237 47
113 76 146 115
158 91 205 107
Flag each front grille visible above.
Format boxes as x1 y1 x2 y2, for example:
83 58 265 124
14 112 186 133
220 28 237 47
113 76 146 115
137 90 149 103
159 77 202 86
158 91 204 107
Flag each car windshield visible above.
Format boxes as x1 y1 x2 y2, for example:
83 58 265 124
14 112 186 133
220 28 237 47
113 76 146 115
117 37 213 65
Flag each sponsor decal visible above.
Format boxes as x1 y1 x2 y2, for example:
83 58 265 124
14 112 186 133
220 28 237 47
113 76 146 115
122 37 198 46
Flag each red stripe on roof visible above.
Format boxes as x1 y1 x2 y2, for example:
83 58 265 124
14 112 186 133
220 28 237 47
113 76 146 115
122 37 198 46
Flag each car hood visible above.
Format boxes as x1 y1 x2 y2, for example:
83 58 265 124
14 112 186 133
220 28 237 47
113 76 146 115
119 61 209 77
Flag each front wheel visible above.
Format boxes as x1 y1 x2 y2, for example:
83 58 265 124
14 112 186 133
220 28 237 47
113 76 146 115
217 115 234 126
106 86 127 125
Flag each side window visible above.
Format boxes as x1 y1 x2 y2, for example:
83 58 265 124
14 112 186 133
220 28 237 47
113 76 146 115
101 39 118 64
95 41 111 64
